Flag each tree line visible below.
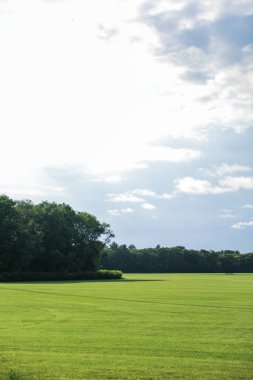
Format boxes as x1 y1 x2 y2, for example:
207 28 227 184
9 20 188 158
1 195 252 277
101 243 253 273
0 195 113 275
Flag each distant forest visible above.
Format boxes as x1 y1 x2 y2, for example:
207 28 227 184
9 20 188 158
1 195 252 275
102 244 253 273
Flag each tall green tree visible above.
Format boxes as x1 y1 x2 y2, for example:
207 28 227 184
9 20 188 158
72 212 114 271
0 196 114 273
0 195 19 271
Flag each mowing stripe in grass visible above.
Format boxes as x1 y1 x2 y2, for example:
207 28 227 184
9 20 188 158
1 274 252 379
2 285 253 311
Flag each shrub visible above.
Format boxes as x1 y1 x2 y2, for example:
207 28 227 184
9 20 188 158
0 270 123 282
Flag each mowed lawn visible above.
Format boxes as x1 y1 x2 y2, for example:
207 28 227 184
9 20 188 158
0 274 252 379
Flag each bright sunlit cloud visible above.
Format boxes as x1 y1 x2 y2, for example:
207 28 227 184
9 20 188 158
232 220 253 229
1 0 253 251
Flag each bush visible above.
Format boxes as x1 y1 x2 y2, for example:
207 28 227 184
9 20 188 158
96 269 123 279
0 270 123 282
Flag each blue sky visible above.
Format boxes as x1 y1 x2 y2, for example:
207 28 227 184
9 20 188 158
0 0 253 251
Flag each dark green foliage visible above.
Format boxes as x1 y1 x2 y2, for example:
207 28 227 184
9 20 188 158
0 269 122 282
8 371 22 380
0 195 114 275
95 269 122 280
102 244 253 273
1 194 252 276
0 195 20 271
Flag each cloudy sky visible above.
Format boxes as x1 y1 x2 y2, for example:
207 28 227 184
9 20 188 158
1 0 253 252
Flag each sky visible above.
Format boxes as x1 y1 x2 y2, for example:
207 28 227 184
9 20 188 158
0 0 253 252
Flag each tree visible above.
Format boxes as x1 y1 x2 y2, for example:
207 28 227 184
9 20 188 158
0 195 20 271
71 211 114 271
102 244 253 273
30 201 77 271
14 200 44 271
0 196 114 273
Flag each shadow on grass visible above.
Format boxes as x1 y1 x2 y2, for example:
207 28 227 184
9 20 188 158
121 278 165 282
1 278 166 284
7 370 25 380
7 369 37 380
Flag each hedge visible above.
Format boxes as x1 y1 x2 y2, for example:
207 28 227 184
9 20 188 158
0 269 123 282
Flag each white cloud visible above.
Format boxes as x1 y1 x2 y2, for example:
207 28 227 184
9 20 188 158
210 66 253 133
174 177 231 195
6 0 250 201
146 1 187 15
0 181 66 200
199 164 252 177
143 147 202 163
132 188 176 200
142 203 156 210
97 23 119 40
0 0 207 190
147 0 253 23
140 0 253 136
107 207 134 216
232 220 253 229
108 193 145 203
131 188 175 199
91 174 123 183
219 213 235 219
242 204 253 209
103 175 122 183
219 176 253 190
174 176 253 195
158 193 176 200
132 189 156 197
0 0 252 253
107 188 176 205
221 209 233 213
112 175 251 204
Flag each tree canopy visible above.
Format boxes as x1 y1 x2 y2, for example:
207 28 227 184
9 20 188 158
1 195 252 275
102 243 253 273
0 195 113 273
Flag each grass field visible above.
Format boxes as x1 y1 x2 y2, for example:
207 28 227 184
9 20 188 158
0 273 252 379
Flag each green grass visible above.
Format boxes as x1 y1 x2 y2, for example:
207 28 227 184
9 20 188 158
0 273 252 379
